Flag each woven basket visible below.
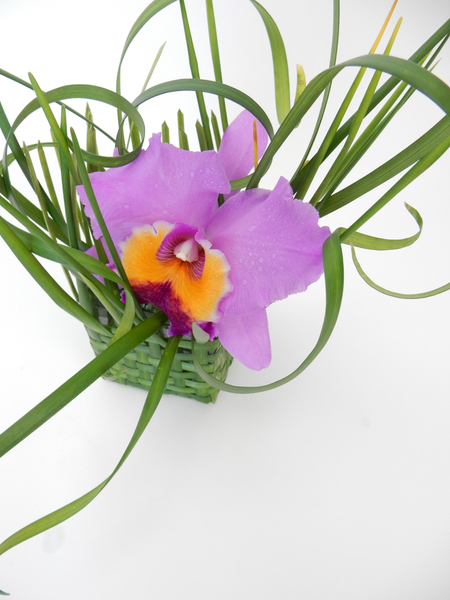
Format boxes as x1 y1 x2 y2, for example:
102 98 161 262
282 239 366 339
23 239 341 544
86 298 233 404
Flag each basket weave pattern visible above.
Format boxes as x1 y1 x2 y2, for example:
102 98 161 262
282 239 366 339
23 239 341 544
86 301 233 404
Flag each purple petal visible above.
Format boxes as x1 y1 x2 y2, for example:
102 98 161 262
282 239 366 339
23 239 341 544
206 177 331 316
216 308 271 370
77 134 230 245
218 110 269 183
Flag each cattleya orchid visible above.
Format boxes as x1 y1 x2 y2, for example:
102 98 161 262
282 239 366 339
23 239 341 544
78 111 330 370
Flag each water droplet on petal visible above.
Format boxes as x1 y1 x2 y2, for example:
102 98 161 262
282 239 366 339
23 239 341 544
248 225 256 232
242 279 248 286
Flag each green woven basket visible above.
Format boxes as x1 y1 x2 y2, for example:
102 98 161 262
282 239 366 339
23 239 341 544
86 298 233 404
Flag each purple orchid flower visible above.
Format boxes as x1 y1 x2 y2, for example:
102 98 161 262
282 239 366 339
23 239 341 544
78 111 330 370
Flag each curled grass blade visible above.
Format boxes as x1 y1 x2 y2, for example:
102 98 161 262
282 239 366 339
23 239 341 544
192 230 344 393
340 203 422 250
0 332 179 559
109 289 136 344
28 74 78 183
211 110 221 149
59 106 79 249
249 0 290 124
0 172 69 244
133 78 274 138
351 246 450 299
37 141 63 215
22 144 56 240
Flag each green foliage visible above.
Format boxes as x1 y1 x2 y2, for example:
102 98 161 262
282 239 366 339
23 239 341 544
0 0 449 573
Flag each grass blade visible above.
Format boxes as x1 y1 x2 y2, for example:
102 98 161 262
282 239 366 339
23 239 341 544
249 0 290 124
206 0 228 130
340 203 422 250
351 246 450 299
179 0 213 149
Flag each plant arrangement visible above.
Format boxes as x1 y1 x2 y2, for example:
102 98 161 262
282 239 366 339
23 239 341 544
1 0 449 595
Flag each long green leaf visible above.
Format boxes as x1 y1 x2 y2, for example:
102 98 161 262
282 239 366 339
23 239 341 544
192 230 344 393
206 0 228 130
179 0 213 149
0 334 180 558
59 106 79 249
249 0 290 124
0 312 167 460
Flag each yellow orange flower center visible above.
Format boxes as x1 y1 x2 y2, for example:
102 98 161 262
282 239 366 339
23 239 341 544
120 222 232 328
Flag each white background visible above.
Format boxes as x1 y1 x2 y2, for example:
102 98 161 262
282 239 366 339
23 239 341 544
1 0 450 598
